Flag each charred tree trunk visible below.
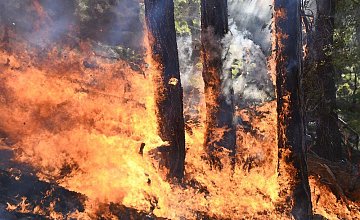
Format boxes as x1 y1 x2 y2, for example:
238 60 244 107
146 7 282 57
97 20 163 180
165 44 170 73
144 0 186 180
201 0 236 168
312 0 343 162
273 0 312 219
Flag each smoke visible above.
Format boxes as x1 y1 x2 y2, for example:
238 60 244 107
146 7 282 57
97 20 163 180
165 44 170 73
0 0 143 51
177 35 204 124
77 0 143 49
1 0 275 113
222 20 275 107
176 0 275 113
228 0 273 54
0 0 76 48
225 0 275 107
107 0 143 48
178 36 197 88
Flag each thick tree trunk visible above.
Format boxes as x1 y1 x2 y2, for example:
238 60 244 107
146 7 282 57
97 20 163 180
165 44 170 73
144 0 186 180
273 1 312 219
201 0 236 168
312 0 343 162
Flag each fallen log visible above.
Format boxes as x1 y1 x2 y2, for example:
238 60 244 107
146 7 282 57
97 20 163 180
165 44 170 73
307 151 360 201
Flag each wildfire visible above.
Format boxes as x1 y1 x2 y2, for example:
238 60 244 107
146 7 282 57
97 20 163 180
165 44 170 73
0 39 283 218
0 2 359 220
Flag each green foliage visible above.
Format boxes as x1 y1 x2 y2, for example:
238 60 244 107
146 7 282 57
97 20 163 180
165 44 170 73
175 20 191 35
231 59 244 78
75 0 115 22
174 0 200 35
334 0 360 133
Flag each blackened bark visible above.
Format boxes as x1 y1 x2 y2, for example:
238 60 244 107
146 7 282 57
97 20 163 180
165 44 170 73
274 0 312 219
145 0 186 180
201 0 236 168
312 0 343 162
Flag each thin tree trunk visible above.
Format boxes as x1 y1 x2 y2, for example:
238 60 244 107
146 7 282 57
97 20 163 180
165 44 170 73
273 0 312 219
201 0 236 168
144 0 186 180
312 0 343 162
353 70 358 107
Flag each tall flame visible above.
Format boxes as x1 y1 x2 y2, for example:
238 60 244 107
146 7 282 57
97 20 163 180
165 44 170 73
0 38 282 218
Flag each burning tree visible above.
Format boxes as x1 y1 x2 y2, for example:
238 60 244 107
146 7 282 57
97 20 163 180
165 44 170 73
144 0 186 180
273 0 312 218
200 0 236 168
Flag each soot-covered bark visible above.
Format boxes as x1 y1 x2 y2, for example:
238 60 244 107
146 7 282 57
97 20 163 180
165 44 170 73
274 0 312 219
144 0 186 180
201 0 236 168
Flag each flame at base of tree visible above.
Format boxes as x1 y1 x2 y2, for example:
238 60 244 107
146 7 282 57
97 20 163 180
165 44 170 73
1 42 359 218
200 0 236 169
144 0 186 179
271 0 312 218
0 43 280 219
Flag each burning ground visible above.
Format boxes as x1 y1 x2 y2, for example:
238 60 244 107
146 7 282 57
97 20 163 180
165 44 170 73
0 42 281 219
0 39 359 220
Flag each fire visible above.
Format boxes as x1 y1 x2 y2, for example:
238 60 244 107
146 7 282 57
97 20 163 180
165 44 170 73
0 46 169 213
269 2 360 219
6 197 30 213
1 3 359 220
271 3 299 215
0 40 283 218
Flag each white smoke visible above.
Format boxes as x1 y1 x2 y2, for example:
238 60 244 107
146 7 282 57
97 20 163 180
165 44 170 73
178 35 198 88
222 0 274 107
222 20 274 107
228 0 273 53
176 0 275 109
